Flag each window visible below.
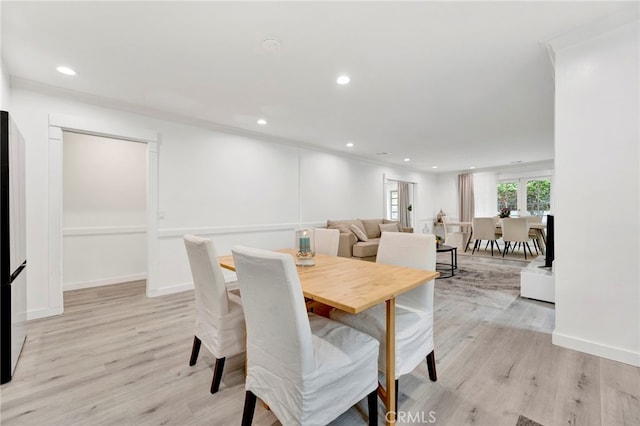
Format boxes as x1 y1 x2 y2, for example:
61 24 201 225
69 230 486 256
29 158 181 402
390 190 399 220
497 177 551 217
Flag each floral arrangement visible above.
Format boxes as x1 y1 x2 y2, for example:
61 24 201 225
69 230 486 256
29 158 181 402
498 207 511 218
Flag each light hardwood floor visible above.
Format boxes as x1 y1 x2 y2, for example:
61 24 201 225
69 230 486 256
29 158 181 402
1 257 638 425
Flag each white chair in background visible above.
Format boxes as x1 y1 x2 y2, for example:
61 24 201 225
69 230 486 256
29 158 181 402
330 232 438 409
232 246 380 426
313 227 340 256
471 217 502 256
442 216 469 250
183 234 245 394
501 218 533 259
523 215 543 254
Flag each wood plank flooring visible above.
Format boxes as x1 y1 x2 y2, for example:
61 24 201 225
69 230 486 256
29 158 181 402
1 256 638 425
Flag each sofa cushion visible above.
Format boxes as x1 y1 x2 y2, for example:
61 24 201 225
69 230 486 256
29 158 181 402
379 222 400 233
352 239 380 258
327 219 366 235
349 224 368 242
359 218 384 239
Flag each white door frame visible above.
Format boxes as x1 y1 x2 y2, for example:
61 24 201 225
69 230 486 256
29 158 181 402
48 113 159 313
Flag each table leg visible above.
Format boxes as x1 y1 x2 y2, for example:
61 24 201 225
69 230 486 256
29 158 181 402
385 298 396 425
536 229 546 255
464 230 473 252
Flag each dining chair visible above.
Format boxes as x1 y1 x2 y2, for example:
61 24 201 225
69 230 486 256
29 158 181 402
523 215 543 254
471 217 502 256
330 232 437 409
442 216 469 250
232 246 380 426
501 218 533 259
313 227 340 256
183 234 246 394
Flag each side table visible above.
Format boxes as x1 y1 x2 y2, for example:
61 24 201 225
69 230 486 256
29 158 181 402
436 244 457 279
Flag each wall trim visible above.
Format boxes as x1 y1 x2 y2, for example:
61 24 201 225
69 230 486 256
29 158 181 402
552 331 640 367
64 273 147 291
148 282 193 297
27 306 63 321
63 225 147 236
158 222 325 239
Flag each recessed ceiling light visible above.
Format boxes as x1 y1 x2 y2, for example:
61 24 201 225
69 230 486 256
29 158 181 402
336 75 350 85
470 166 476 169
257 119 267 125
346 142 354 148
262 38 282 52
432 165 438 169
56 66 76 76
403 158 411 162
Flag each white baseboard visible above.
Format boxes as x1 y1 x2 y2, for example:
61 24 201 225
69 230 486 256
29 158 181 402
27 306 63 321
147 282 193 297
552 331 640 367
63 273 147 291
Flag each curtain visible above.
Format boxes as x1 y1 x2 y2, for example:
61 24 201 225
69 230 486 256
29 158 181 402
398 182 411 228
458 173 475 222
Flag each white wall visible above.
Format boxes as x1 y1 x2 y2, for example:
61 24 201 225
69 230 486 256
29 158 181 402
552 21 639 366
10 86 438 317
62 132 147 290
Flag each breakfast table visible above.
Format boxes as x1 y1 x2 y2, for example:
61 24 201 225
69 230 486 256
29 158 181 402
219 249 439 425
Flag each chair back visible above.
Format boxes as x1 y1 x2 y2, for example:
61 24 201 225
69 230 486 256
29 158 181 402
184 234 230 319
501 218 529 243
232 246 315 379
441 215 452 235
376 232 436 312
473 217 498 240
314 228 340 256
523 215 543 224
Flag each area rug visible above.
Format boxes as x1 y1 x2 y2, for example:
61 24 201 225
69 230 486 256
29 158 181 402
435 254 523 310
457 243 539 263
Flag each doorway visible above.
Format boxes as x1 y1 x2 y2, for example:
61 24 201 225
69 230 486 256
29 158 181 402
47 114 158 316
383 176 416 228
62 131 147 291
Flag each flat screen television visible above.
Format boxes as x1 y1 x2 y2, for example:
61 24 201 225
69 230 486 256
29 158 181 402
543 214 554 268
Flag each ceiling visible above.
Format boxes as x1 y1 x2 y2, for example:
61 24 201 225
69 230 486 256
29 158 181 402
1 1 635 172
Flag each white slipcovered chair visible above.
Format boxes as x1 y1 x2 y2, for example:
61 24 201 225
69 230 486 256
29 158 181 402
330 232 438 409
183 234 245 394
471 217 502 256
232 246 380 426
501 218 533 259
313 227 340 256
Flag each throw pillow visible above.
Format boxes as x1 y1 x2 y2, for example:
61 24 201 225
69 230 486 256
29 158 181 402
335 225 351 234
349 224 368 242
379 222 400 233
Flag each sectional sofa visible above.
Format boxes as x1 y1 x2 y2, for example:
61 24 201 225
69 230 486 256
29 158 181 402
326 218 413 261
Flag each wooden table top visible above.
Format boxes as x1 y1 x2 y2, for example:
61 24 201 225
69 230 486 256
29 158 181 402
219 249 439 314
446 221 546 229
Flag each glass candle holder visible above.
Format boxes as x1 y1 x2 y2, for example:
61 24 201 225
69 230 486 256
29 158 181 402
295 229 315 266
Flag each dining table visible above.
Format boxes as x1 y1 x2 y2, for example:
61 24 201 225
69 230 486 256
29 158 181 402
445 220 547 254
218 249 439 425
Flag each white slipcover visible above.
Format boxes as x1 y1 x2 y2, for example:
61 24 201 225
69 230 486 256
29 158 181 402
314 227 340 256
184 234 245 360
232 246 379 426
330 232 436 379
